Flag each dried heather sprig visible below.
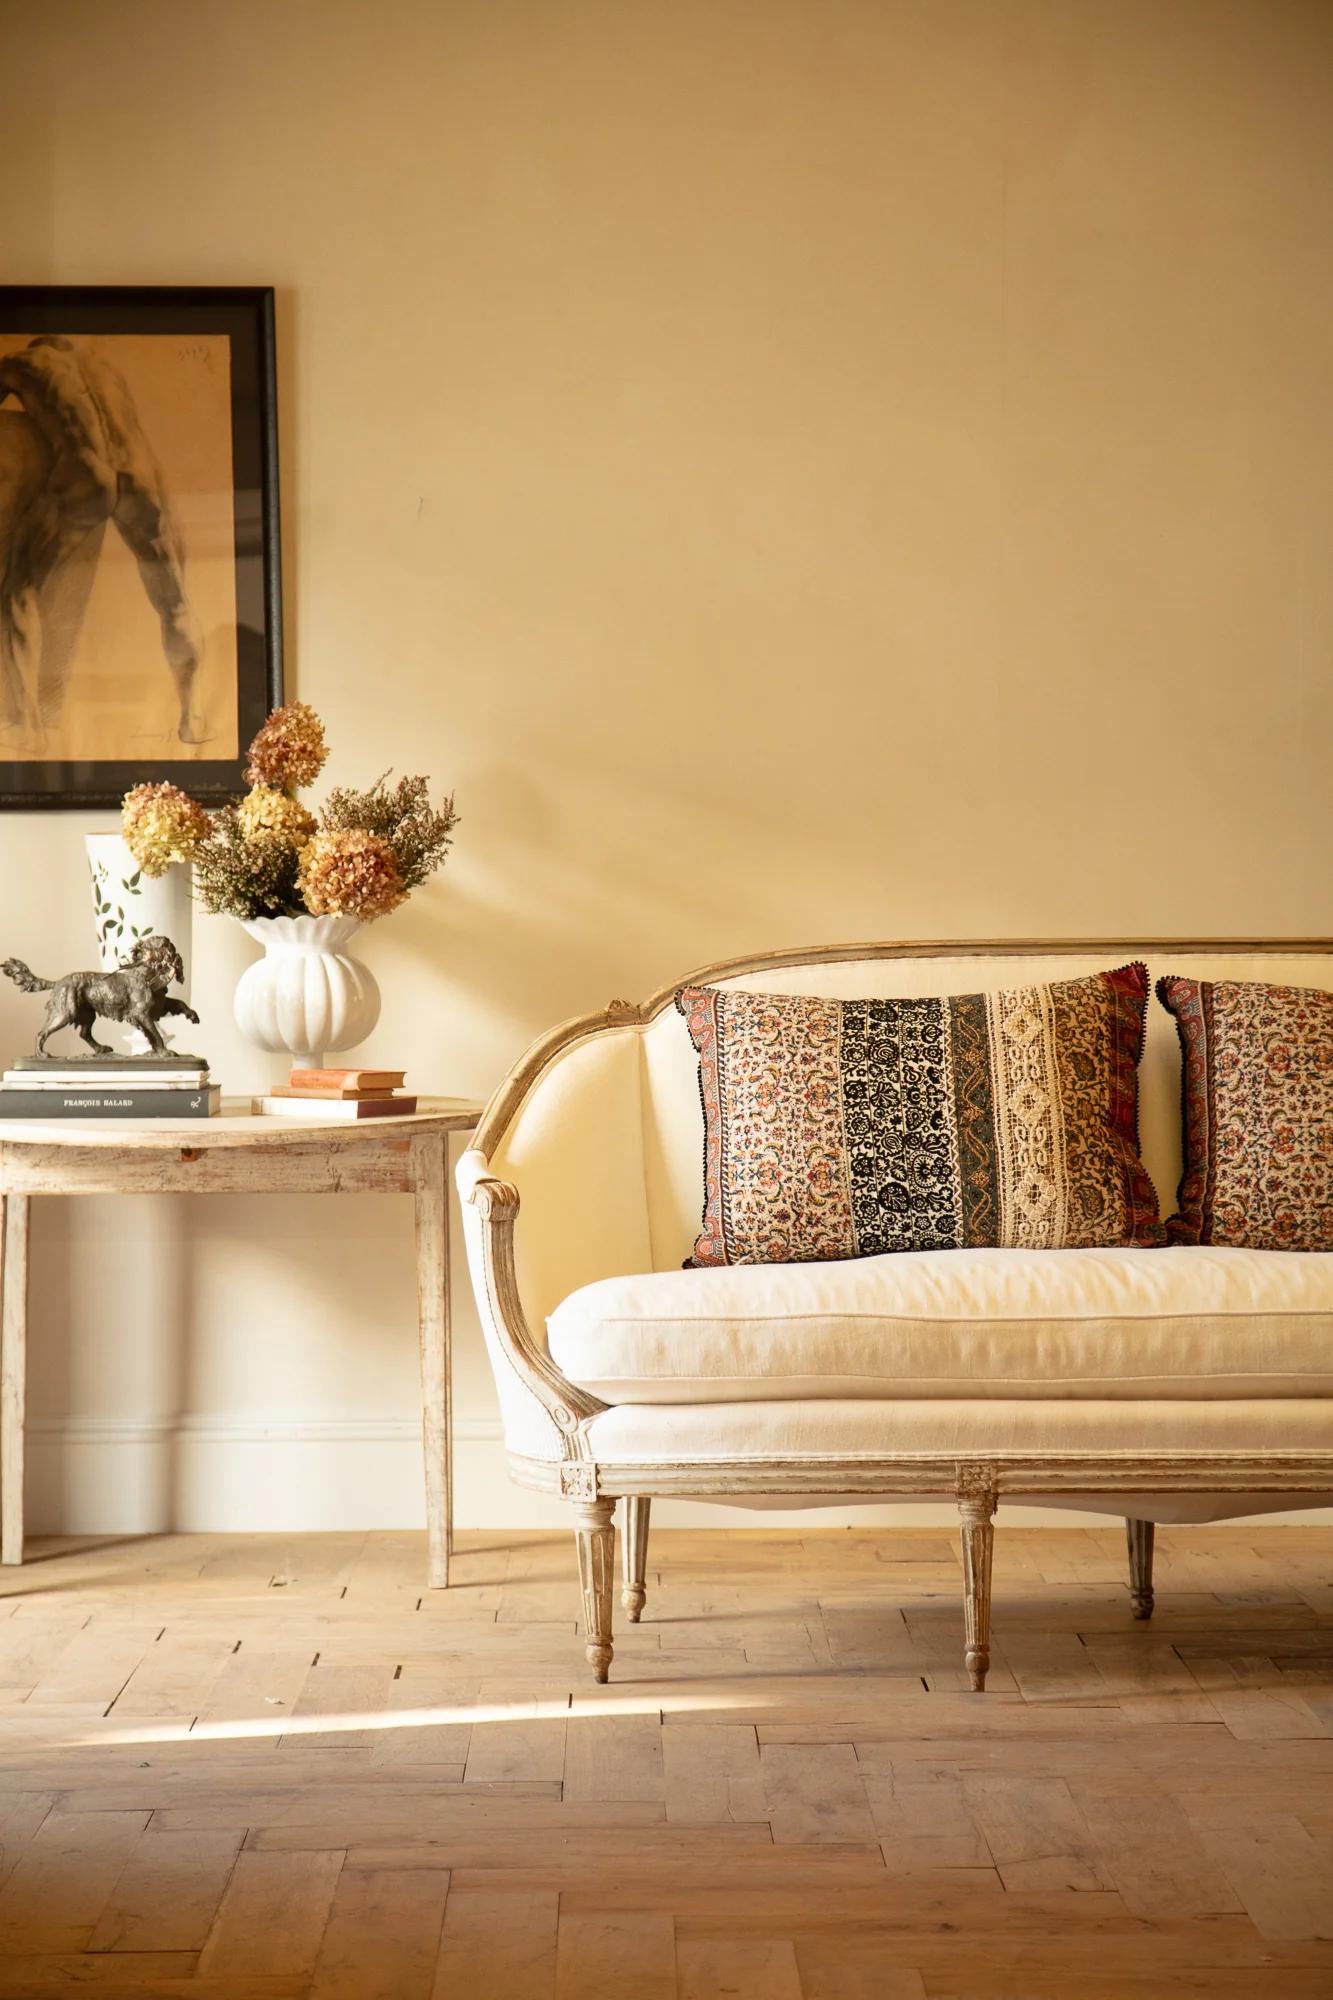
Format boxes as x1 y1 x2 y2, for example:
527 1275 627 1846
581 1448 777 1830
245 702 329 791
192 806 304 919
297 829 406 921
237 784 317 848
121 782 211 877
319 773 457 891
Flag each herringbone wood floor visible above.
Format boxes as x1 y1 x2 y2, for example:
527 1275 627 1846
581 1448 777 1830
0 1526 1330 1997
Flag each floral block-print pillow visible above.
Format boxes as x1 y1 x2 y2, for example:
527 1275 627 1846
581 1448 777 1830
1156 976 1333 1250
676 967 1162 1266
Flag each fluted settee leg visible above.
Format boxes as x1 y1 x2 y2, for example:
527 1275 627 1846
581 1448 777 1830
575 1496 616 1682
1126 1517 1156 1620
957 1464 997 1692
622 1497 650 1622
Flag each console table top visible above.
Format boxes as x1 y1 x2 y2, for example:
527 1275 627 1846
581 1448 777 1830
0 1096 485 1149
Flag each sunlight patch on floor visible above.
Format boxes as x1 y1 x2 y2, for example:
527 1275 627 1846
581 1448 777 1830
65 1684 767 1748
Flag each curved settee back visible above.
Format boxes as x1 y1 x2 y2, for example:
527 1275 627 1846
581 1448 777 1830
461 939 1333 1466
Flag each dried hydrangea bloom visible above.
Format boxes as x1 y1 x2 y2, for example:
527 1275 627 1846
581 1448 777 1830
245 701 329 791
298 829 406 921
237 783 317 848
320 773 458 890
121 782 211 877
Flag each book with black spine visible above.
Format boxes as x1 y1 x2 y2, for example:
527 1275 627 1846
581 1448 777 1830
0 1086 221 1120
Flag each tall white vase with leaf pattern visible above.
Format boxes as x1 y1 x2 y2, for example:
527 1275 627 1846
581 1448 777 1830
85 833 193 1053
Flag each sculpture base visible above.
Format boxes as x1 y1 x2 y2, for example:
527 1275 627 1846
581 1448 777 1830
11 1053 210 1070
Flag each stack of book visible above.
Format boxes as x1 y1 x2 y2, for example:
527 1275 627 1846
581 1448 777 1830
0 1055 220 1119
254 1066 419 1120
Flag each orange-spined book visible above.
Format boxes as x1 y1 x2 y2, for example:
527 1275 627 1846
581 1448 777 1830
288 1067 407 1092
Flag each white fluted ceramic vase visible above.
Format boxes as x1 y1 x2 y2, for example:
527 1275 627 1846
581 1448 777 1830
233 915 381 1068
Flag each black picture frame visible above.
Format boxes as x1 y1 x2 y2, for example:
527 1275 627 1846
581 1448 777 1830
0 285 282 809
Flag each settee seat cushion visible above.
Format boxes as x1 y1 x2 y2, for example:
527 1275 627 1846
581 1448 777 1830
547 1245 1333 1404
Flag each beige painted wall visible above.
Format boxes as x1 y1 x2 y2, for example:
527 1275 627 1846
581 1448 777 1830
3 0 1330 1532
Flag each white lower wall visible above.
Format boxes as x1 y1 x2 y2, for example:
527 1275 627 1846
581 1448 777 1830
27 1413 519 1536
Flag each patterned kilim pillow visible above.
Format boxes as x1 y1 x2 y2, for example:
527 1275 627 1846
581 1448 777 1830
1156 975 1333 1250
676 967 1162 1266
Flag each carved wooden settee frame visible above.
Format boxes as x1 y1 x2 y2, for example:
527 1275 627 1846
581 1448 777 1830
458 937 1333 1688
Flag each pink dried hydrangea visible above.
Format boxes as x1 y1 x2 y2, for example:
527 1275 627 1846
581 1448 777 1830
245 701 329 791
297 829 406 921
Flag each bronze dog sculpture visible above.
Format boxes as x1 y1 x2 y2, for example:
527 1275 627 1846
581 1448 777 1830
2 934 199 1057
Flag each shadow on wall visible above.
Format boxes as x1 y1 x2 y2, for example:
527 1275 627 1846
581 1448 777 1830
370 749 946 1061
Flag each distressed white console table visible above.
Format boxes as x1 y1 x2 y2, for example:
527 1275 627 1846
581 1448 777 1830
0 1097 483 1585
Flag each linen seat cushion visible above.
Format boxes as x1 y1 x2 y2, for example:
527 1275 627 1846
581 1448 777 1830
676 966 1162 1265
1157 975 1333 1251
547 1244 1333 1404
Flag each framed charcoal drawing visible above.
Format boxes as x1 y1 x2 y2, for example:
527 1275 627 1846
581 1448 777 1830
0 286 282 808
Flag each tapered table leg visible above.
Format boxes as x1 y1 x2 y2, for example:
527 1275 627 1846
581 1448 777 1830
1 1195 30 1567
413 1134 450 1588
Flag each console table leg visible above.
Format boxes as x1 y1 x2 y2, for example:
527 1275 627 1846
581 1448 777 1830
413 1135 450 1588
1 1195 30 1567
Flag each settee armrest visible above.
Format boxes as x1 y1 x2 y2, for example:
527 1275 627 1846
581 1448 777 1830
457 1148 606 1475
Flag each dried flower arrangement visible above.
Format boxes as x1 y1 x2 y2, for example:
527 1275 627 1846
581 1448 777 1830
122 703 457 923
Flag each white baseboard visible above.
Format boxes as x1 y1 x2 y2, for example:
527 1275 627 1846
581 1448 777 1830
26 1413 584 1534
23 1414 1333 1535
25 1413 541 1535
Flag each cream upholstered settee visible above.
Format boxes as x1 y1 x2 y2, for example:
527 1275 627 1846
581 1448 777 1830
458 939 1333 1688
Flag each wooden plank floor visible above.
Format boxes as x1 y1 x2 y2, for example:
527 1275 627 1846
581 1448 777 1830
0 1524 1330 1997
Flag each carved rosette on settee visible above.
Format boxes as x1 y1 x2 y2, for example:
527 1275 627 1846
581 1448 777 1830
458 939 1333 1687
